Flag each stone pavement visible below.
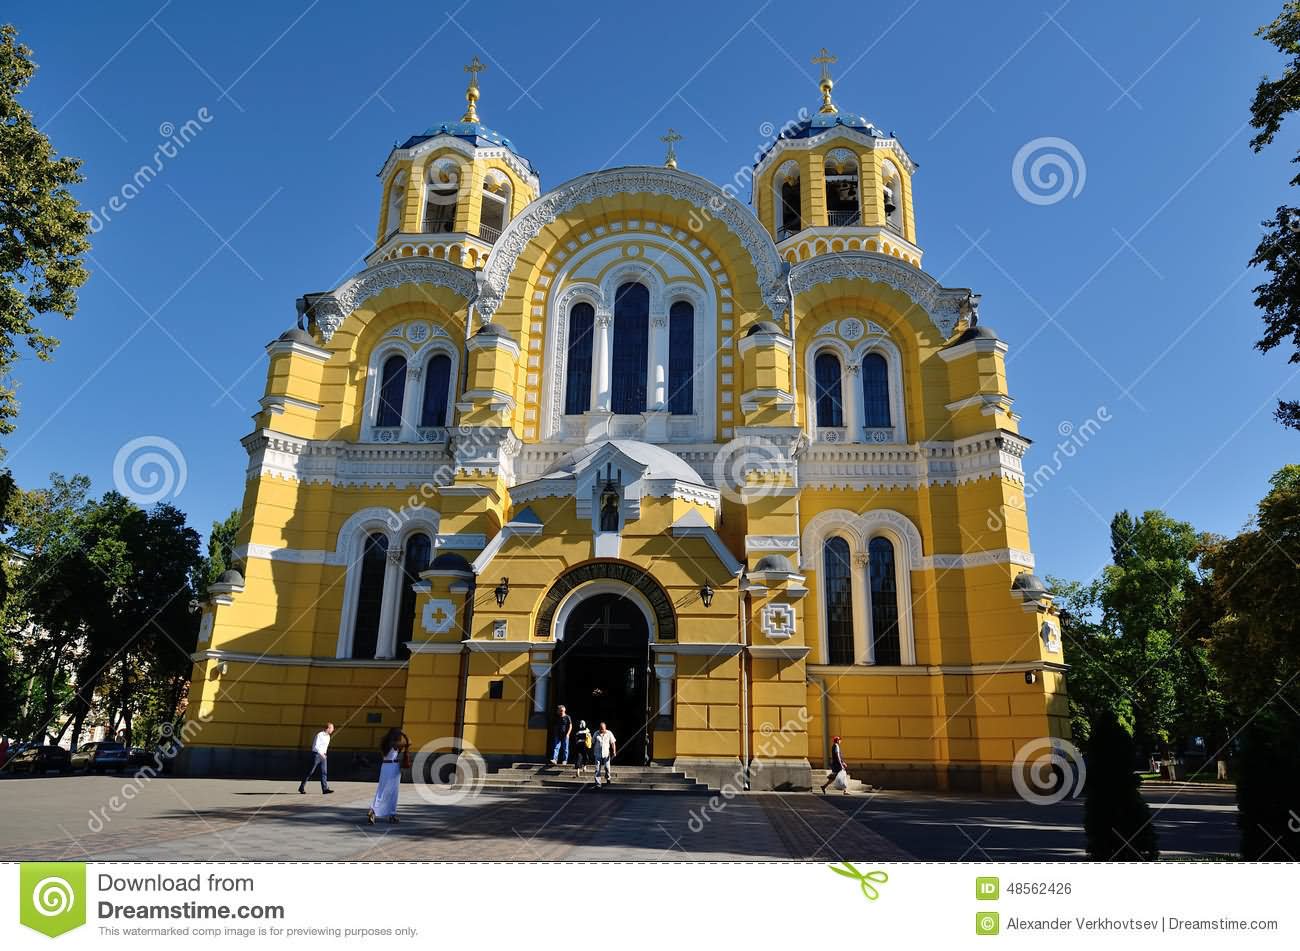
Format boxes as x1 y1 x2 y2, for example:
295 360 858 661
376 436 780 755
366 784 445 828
0 775 1238 862
0 775 908 862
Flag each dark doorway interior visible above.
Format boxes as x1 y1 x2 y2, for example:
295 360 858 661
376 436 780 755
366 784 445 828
553 593 652 765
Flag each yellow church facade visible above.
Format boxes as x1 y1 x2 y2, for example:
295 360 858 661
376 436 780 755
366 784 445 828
182 57 1069 792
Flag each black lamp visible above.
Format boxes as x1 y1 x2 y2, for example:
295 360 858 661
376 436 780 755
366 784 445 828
494 577 510 607
700 582 714 608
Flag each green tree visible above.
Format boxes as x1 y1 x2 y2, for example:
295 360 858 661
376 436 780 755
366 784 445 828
1084 709 1159 860
0 25 91 444
1235 711 1300 860
198 507 242 590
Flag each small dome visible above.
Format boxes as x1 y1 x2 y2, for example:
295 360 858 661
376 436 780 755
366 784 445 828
475 322 510 337
431 552 472 571
1011 573 1048 601
947 324 998 346
399 121 535 174
746 320 784 336
753 554 793 573
541 439 705 486
278 328 316 345
216 569 244 587
755 111 886 166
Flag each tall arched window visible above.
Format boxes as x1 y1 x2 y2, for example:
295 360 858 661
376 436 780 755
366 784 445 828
420 353 452 427
611 282 649 414
861 352 892 428
774 163 795 239
564 302 595 415
814 352 844 427
823 537 855 665
479 174 510 241
869 536 901 665
395 533 432 659
351 532 389 660
385 171 407 236
423 165 459 233
376 355 407 427
668 300 694 415
825 151 860 227
881 161 903 235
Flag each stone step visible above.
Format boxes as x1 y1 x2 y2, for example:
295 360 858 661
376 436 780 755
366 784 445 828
478 778 710 794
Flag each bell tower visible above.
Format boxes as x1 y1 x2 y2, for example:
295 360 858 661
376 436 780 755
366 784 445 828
369 58 541 271
753 50 921 267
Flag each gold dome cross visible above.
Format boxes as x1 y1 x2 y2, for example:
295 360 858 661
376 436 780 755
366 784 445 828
661 128 682 169
462 56 486 123
812 47 838 114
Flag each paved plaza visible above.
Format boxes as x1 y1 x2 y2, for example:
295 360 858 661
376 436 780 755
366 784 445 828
0 775 1238 862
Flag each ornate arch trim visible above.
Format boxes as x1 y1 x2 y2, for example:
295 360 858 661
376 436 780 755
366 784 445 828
313 259 477 342
533 561 677 641
480 166 786 320
799 507 924 571
789 252 969 338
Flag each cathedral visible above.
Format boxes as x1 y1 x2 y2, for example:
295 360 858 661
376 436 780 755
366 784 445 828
181 53 1069 792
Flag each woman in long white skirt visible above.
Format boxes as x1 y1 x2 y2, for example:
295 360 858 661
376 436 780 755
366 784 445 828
368 728 408 825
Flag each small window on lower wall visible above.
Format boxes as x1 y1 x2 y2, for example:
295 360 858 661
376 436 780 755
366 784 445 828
366 712 382 724
488 680 505 700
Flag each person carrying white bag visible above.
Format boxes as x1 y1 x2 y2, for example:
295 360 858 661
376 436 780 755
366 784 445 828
821 735 850 794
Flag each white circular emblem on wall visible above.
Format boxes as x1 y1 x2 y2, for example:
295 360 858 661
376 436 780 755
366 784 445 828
423 599 457 634
1041 620 1061 654
839 318 864 340
407 322 430 344
626 245 641 257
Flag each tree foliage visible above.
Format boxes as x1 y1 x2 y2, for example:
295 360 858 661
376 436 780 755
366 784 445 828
198 507 242 591
1 474 202 746
1249 2 1300 429
0 25 91 444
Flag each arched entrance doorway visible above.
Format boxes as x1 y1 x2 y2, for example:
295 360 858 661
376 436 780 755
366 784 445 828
552 592 653 765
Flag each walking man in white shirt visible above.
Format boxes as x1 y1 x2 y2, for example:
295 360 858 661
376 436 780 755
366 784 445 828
298 722 335 794
592 722 617 787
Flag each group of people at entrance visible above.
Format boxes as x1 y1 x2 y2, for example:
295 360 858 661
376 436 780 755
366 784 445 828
550 704 617 786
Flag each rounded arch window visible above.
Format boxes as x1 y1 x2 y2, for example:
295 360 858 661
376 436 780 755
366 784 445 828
813 351 844 428
376 354 407 427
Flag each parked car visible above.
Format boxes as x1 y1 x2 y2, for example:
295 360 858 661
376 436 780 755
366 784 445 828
6 744 71 775
71 741 129 773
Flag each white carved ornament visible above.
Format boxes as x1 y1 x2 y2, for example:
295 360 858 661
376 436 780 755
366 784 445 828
790 252 968 338
313 259 477 341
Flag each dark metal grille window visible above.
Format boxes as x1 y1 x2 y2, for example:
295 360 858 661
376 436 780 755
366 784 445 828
814 352 844 427
352 533 388 660
823 537 855 665
869 536 902 665
564 302 595 414
611 282 648 414
420 353 452 427
376 355 406 427
395 533 432 660
861 352 892 428
668 300 694 414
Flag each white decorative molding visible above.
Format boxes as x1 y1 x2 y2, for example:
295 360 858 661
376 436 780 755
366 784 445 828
312 259 477 341
243 429 455 489
760 603 797 640
422 599 458 634
745 535 800 554
789 252 968 338
919 548 1036 571
191 649 407 669
480 167 785 320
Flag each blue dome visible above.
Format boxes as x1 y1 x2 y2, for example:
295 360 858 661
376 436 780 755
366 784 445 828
399 121 536 173
756 111 886 166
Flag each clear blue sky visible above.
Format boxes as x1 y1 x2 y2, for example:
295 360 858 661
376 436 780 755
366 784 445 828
5 0 1296 583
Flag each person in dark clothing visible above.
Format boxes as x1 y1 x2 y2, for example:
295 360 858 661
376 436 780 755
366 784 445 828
821 735 848 794
549 704 572 765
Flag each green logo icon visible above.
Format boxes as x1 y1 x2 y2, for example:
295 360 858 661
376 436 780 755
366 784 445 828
19 863 86 937
975 911 1000 936
976 876 1000 900
827 862 889 901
